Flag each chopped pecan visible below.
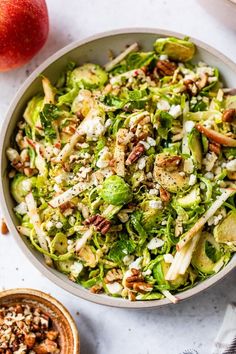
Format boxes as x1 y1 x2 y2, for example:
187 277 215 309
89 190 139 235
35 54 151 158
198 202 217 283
128 291 136 301
131 132 148 144
46 331 58 341
156 60 177 76
222 108 236 123
126 143 145 165
132 282 153 293
1 219 9 235
160 187 171 202
227 171 236 180
105 268 123 284
24 333 36 349
156 155 182 171
209 142 221 155
84 214 111 234
90 284 103 294
59 201 75 214
184 79 198 96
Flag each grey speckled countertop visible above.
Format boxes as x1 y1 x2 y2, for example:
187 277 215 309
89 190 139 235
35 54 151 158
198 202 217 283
0 1 236 353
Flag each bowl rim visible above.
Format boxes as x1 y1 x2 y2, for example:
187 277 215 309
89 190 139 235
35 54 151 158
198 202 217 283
0 288 80 353
1 27 236 309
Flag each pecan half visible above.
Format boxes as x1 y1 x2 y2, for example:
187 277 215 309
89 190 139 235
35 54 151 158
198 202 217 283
222 108 236 123
105 268 123 284
125 269 153 294
209 142 221 155
160 187 171 202
156 155 182 171
156 60 177 76
126 143 145 165
84 214 111 234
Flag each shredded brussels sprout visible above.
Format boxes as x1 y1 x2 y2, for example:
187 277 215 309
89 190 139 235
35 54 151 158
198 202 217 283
7 36 236 303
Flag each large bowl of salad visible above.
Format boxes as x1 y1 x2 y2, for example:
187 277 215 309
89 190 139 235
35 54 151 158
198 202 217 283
1 29 236 308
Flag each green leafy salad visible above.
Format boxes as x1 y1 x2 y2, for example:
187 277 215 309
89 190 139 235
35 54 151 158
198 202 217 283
7 37 236 303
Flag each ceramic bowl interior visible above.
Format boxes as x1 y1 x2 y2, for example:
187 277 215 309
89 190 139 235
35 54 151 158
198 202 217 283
0 288 80 353
1 29 236 308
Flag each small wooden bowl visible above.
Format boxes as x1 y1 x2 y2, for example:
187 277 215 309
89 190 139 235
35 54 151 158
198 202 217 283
0 288 80 354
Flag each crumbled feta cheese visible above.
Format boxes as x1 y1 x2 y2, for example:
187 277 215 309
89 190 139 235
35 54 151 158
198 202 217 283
203 152 217 171
149 200 162 209
184 158 194 174
161 220 167 225
140 140 150 150
106 282 123 295
159 54 168 60
45 221 54 231
105 119 112 127
53 184 61 193
149 188 159 196
142 269 152 276
78 166 92 179
179 171 186 177
14 202 28 215
208 214 223 226
129 257 143 270
54 173 68 184
163 254 174 264
204 172 214 180
189 174 197 186
21 179 32 191
208 76 217 83
184 120 195 133
123 255 134 266
226 159 236 172
78 109 106 140
197 66 214 76
147 172 153 180
169 105 182 118
147 237 164 250
55 222 63 229
100 168 114 178
147 136 156 146
157 99 170 111
137 156 147 170
70 261 83 278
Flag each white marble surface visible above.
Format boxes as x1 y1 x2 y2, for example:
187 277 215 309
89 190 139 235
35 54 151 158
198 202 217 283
0 1 236 353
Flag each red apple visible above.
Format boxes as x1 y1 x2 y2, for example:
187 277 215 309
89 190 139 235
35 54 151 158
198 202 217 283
0 0 49 71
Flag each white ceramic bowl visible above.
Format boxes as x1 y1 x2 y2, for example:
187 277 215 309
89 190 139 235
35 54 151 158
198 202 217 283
1 28 236 308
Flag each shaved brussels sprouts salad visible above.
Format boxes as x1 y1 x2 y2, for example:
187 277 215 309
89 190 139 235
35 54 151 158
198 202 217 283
7 36 236 303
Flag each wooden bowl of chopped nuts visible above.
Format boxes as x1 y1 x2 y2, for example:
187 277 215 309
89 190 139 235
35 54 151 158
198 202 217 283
0 288 80 354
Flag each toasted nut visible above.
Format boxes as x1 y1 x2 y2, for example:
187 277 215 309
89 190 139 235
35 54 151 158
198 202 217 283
128 291 136 301
196 73 208 90
156 155 182 171
1 219 9 235
156 60 177 76
209 142 221 155
184 79 198 96
222 108 236 123
90 284 103 294
25 333 36 348
46 331 59 341
196 124 236 147
105 269 123 284
227 171 236 180
160 187 171 202
132 282 153 293
84 214 111 234
126 143 145 165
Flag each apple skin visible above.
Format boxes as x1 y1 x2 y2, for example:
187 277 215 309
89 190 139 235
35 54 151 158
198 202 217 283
0 0 49 71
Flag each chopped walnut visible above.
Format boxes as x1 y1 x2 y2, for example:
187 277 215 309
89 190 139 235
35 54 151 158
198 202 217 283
84 214 111 234
126 143 145 165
